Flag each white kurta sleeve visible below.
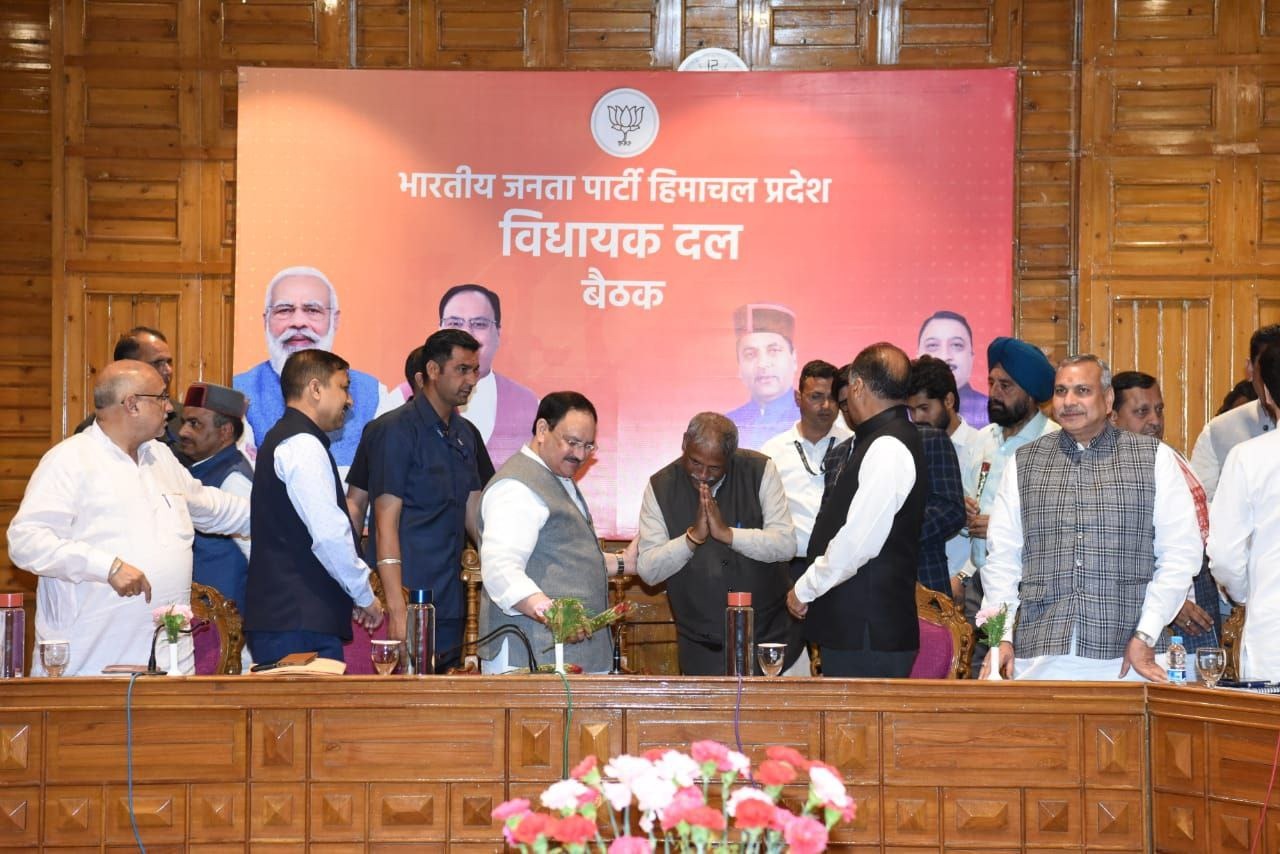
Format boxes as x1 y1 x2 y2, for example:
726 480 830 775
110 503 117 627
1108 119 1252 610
1207 444 1252 604
479 478 550 614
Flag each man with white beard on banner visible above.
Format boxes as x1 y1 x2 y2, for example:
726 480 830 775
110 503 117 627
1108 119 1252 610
234 266 396 476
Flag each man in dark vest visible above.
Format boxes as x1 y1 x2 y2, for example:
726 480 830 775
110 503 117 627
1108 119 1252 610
638 412 800 676
788 343 928 678
477 391 616 673
243 349 384 664
176 382 253 613
980 355 1202 681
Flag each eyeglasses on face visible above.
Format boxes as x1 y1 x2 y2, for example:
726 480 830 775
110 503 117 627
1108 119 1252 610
441 316 495 333
555 432 597 455
267 302 332 320
132 392 171 405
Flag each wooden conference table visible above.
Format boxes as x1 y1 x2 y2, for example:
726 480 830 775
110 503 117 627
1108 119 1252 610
0 676 1276 852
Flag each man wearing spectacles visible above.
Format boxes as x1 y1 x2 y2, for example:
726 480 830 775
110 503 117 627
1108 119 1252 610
234 266 396 475
638 412 800 676
478 392 620 673
9 360 250 675
432 284 539 469
760 361 851 589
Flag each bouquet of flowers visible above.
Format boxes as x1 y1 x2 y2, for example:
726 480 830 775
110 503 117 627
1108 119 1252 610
493 740 855 853
152 604 194 644
543 599 633 644
975 603 1010 680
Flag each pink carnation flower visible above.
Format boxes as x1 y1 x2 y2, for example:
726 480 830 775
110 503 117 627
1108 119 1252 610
608 836 653 854
784 814 829 854
491 797 531 822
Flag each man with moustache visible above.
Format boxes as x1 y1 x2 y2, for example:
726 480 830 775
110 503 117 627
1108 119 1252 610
234 266 394 474
243 349 384 664
726 304 801 450
639 412 798 675
1109 371 1221 652
917 310 989 428
959 336 1058 673
478 392 615 673
365 329 488 671
760 360 852 581
8 360 250 675
1191 324 1280 499
436 284 539 469
787 343 929 678
981 356 1202 681
176 382 253 614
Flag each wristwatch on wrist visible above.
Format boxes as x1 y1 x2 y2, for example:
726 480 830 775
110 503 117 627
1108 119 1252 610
613 552 625 576
1133 629 1156 648
108 557 124 580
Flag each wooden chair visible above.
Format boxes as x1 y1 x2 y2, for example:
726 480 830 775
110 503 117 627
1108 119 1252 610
1221 604 1245 682
458 547 483 673
910 583 974 679
342 570 409 674
190 582 246 675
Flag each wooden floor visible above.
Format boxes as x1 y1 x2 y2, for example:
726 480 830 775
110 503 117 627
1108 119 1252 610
0 677 1276 851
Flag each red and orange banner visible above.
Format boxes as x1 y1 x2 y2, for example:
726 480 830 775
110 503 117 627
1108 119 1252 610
234 68 1015 536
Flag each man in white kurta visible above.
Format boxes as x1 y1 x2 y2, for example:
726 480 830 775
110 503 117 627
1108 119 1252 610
7 361 250 676
1207 345 1280 681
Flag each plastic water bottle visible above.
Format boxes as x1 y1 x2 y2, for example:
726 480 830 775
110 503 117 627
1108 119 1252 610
724 591 755 676
404 589 436 675
1167 635 1187 685
0 593 25 679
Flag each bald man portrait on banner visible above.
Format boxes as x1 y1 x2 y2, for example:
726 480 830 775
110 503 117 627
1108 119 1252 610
726 303 801 450
234 265 397 475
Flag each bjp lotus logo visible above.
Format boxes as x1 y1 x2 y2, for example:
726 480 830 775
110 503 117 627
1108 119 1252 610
591 88 659 158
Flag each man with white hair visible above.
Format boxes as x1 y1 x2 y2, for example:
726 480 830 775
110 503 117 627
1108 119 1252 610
234 266 394 472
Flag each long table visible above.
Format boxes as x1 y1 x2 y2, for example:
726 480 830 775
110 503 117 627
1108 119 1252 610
0 677 1276 851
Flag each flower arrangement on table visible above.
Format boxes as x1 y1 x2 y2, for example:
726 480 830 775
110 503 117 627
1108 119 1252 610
493 740 855 853
975 603 1010 680
151 604 195 674
541 598 633 672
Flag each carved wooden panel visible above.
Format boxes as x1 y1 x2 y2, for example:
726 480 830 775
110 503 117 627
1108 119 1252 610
1151 714 1206 796
1083 716 1144 789
251 709 307 781
1235 156 1280 266
823 711 880 784
1089 66 1232 155
1020 0 1076 67
1153 790 1208 853
751 0 875 69
1088 157 1227 270
942 787 1022 848
66 67 193 152
202 0 348 65
423 0 543 69
889 0 1013 66
65 158 197 261
1207 722 1280 803
0 785 38 848
1018 159 1074 271
190 783 246 843
249 782 306 842
562 0 666 69
310 782 367 841
883 713 1080 787
683 0 743 57
447 781 505 841
626 708 820 762
882 784 940 847
104 783 187 845
1084 787 1143 849
509 709 562 780
368 782 448 842
64 0 189 58
1023 786 1082 848
1087 0 1232 58
311 709 505 781
0 716 39 785
45 709 246 784
572 708 622 770
1021 70 1075 154
1208 797 1262 853
1246 66 1280 153
356 0 415 67
42 785 103 847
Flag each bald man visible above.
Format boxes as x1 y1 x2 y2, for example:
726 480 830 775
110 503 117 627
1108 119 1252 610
8 361 250 676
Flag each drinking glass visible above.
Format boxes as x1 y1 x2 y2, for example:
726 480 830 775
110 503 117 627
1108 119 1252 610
757 643 787 677
370 639 400 676
1196 646 1225 689
40 639 70 678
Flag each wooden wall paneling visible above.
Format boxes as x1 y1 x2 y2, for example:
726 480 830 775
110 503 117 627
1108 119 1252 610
43 784 105 847
356 0 416 67
66 66 194 154
1020 0 1076 67
103 783 188 845
446 781 506 842
63 0 192 59
1152 790 1208 853
682 0 745 59
1088 66 1234 157
1016 275 1071 362
201 0 350 66
885 0 1013 67
560 0 673 69
882 784 940 847
367 781 449 842
747 0 876 70
941 787 1023 849
190 782 248 843
1207 797 1263 853
626 708 821 760
0 784 39 848
1084 0 1234 60
1083 786 1145 849
422 0 551 68
1023 786 1083 848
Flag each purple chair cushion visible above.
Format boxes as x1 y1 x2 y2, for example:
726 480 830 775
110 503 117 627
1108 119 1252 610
192 620 221 675
342 618 389 675
909 617 954 678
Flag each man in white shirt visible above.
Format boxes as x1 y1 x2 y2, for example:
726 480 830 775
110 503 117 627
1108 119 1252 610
242 349 384 664
8 360 251 676
760 360 851 579
1191 324 1280 499
1208 343 1280 681
786 343 928 678
638 412 798 675
906 355 984 600
479 392 617 673
981 355 1202 681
